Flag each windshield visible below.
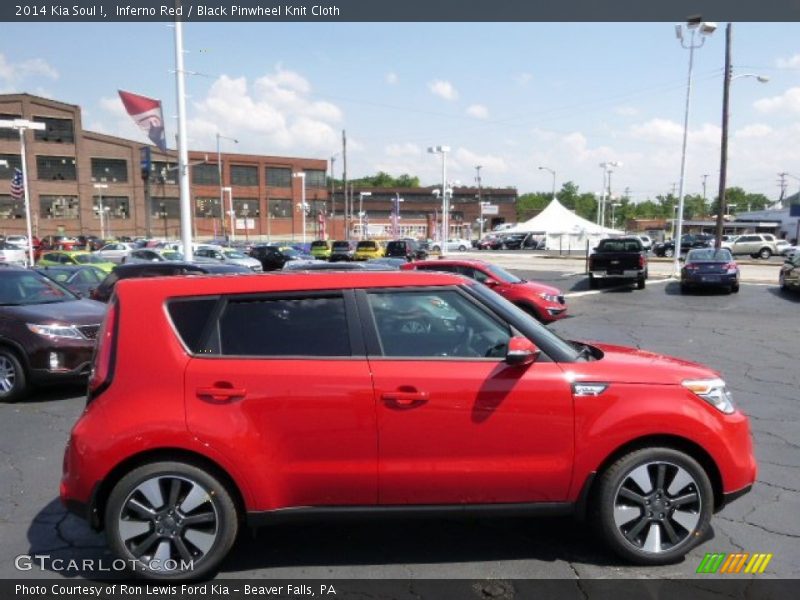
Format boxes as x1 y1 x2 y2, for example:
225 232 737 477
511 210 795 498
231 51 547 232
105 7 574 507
688 249 732 261
332 242 350 250
0 271 76 305
357 242 378 249
485 263 522 284
223 250 247 259
162 251 184 261
311 241 328 248
281 247 300 257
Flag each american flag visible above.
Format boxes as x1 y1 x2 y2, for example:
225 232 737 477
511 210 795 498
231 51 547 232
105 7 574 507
10 168 24 200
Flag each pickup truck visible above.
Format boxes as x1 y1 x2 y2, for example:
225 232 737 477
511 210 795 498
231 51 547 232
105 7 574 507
588 237 648 290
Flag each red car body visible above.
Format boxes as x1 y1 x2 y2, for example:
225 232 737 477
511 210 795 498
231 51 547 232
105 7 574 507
61 271 755 578
401 258 567 322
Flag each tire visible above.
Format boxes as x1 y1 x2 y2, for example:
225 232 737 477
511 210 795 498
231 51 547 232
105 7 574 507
458 245 467 251
680 283 688 294
731 283 739 293
105 461 239 581
0 349 27 403
637 277 646 290
595 447 713 565
759 247 772 260
589 274 598 289
664 248 674 258
432 246 441 253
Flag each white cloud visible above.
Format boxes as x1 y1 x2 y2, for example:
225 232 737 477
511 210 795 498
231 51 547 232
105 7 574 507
428 80 459 101
453 148 508 173
776 55 800 69
385 142 421 157
734 124 773 139
385 72 399 85
754 87 800 114
0 53 59 92
466 104 489 119
515 73 532 86
629 118 719 146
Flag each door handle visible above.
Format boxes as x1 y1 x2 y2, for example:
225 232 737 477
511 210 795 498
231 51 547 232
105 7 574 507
381 390 429 409
196 384 247 403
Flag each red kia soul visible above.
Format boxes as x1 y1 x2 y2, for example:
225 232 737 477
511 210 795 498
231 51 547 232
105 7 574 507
61 271 756 580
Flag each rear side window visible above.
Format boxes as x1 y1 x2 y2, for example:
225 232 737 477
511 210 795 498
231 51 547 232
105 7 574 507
168 298 219 353
215 295 350 357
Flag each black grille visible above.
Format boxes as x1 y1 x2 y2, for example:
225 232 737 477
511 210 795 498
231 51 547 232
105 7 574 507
78 325 101 340
557 295 566 305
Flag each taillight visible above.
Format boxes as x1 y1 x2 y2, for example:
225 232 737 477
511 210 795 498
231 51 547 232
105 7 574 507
87 298 118 404
724 262 737 271
638 254 645 268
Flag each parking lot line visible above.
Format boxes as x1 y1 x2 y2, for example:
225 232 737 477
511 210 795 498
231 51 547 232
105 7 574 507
564 278 670 298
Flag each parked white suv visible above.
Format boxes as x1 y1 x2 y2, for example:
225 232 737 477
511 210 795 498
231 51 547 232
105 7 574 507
726 234 780 259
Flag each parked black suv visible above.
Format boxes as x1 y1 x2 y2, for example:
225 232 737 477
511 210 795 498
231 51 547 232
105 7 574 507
0 266 105 402
385 239 428 261
653 234 713 257
249 244 311 271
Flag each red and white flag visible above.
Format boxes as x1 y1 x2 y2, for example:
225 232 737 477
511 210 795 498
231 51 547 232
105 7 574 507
118 90 167 152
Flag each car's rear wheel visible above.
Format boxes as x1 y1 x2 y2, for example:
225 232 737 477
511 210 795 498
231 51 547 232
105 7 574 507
759 248 772 260
596 448 712 565
105 461 238 581
0 349 27 403
664 248 674 258
637 277 646 290
458 245 467 251
731 283 739 293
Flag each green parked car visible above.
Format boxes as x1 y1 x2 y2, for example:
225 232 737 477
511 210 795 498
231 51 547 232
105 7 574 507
310 240 332 260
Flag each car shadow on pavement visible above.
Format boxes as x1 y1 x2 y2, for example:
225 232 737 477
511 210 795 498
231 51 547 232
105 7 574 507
768 287 800 303
20 384 87 405
663 281 734 297
28 498 712 577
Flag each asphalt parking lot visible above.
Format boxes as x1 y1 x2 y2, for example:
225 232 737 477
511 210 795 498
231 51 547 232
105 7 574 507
0 264 797 580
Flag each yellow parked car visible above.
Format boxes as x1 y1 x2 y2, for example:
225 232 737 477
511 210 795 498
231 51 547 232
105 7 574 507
354 240 384 260
310 240 332 260
37 250 116 274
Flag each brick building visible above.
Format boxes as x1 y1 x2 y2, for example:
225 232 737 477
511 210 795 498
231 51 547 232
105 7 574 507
0 93 517 241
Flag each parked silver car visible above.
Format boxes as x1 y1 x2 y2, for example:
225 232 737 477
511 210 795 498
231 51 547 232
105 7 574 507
93 242 135 264
194 245 263 272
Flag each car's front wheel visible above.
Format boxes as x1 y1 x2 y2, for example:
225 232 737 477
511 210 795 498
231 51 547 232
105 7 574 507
105 461 239 581
664 248 674 258
0 349 27 403
595 447 713 565
759 248 772 259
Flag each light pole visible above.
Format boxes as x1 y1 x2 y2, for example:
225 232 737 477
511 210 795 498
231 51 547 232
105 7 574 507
392 193 404 238
538 166 556 201
428 146 450 255
216 132 238 241
93 183 108 239
329 153 339 220
242 203 249 242
0 118 46 266
159 203 169 238
358 191 372 240
598 161 622 228
293 172 308 244
222 186 234 243
674 18 717 274
611 202 622 230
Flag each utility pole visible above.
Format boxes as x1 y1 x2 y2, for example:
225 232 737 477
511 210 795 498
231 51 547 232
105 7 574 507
342 130 348 240
714 23 732 250
777 172 788 206
475 165 483 240
701 174 709 202
670 182 678 197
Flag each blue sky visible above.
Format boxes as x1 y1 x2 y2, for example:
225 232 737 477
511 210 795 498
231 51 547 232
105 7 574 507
3 22 800 203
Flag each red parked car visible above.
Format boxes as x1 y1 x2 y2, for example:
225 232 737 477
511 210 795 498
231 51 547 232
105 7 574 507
61 271 755 580
401 258 566 323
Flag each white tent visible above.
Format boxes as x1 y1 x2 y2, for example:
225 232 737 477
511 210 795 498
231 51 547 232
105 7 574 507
504 198 623 251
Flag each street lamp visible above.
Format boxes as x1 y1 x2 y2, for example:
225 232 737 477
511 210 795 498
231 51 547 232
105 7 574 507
598 161 622 228
0 118 46 265
428 146 451 255
293 172 307 244
392 193 404 238
159 203 169 238
222 186 234 242
538 166 556 201
216 132 238 240
673 17 717 274
611 202 622 230
242 202 249 242
93 183 108 239
358 191 372 240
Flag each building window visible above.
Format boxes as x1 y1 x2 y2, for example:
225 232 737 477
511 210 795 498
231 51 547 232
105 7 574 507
36 155 77 181
0 115 21 141
0 195 25 219
151 161 178 184
33 117 75 143
153 197 180 219
192 163 220 185
92 195 129 220
305 169 327 188
266 167 291 188
195 197 222 218
0 154 22 179
91 158 128 183
269 198 292 218
40 195 80 219
230 165 258 187
233 198 259 217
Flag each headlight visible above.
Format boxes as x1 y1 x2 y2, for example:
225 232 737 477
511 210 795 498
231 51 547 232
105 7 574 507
27 323 84 340
539 292 560 303
682 378 735 414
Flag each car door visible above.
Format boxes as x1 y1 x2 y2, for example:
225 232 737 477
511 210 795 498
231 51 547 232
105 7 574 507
359 287 574 505
184 291 377 509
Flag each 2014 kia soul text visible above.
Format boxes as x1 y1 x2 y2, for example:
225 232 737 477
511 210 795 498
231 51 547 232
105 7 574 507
61 271 756 580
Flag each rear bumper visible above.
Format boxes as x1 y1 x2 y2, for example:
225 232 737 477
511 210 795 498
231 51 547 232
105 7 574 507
591 270 643 279
682 273 739 286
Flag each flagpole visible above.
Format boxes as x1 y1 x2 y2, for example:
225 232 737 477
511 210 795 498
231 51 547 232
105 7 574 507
19 128 35 267
174 5 193 261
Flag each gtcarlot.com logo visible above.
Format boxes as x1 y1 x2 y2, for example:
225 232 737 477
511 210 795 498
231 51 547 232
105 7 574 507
697 552 773 574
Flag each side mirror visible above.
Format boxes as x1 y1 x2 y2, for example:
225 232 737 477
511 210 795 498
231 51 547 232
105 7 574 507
505 336 539 366
484 278 499 287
